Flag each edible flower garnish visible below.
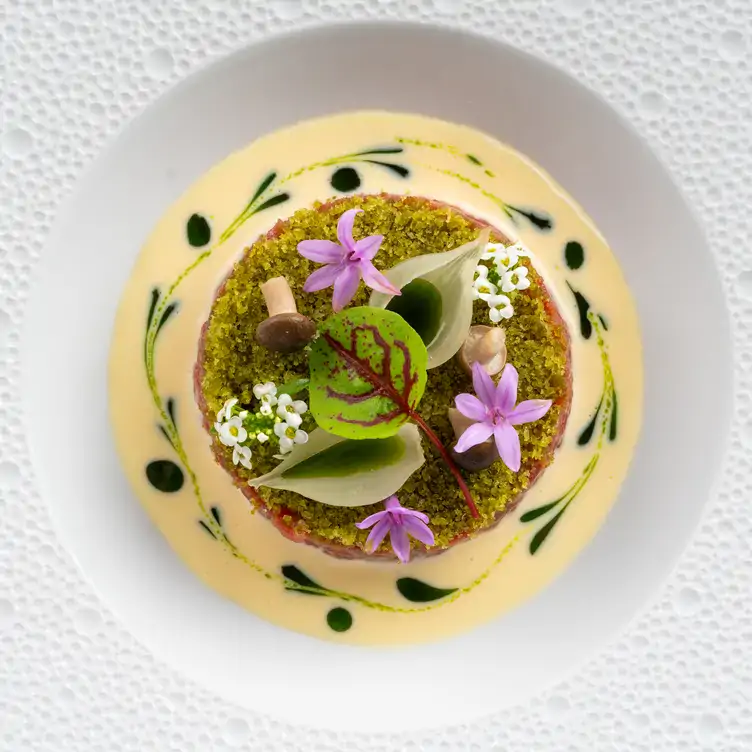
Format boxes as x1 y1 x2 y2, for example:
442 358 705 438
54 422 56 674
213 382 312 465
232 444 253 470
471 264 498 301
454 362 552 472
253 381 278 417
215 415 248 447
216 397 238 423
355 495 434 563
501 265 530 293
473 241 533 324
274 422 309 454
276 393 307 429
253 382 278 405
482 241 528 271
297 208 400 311
487 293 514 323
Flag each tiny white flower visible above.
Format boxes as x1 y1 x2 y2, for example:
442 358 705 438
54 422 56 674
276 393 292 410
216 397 238 423
486 294 514 322
276 393 308 425
257 432 269 443
480 242 506 262
501 265 530 293
238 410 248 420
253 381 277 405
489 307 504 323
232 444 252 469
274 422 308 453
217 416 248 447
472 265 497 300
477 289 499 303
483 241 528 271
285 412 303 429
259 401 274 417
508 241 529 259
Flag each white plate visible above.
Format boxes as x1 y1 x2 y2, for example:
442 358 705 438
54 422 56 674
22 22 731 732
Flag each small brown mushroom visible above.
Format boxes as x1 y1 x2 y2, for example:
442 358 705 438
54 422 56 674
447 407 499 472
457 325 507 377
255 276 316 353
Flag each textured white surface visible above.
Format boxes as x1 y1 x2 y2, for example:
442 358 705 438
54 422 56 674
0 0 750 750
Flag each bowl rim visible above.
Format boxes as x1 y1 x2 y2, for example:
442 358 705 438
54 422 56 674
22 19 733 733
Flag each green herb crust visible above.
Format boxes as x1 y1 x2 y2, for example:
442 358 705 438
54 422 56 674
197 194 570 553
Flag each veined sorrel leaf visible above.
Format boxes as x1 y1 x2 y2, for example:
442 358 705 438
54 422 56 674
369 228 491 368
308 307 428 439
249 425 424 507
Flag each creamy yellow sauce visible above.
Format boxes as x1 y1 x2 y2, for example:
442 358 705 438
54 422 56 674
109 112 643 644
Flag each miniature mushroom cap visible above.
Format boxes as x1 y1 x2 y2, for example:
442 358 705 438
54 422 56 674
458 325 507 377
448 407 499 472
256 312 316 353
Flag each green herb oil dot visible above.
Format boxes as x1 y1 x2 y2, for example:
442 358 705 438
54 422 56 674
330 167 361 193
564 241 585 270
186 213 211 247
326 607 353 632
145 459 184 493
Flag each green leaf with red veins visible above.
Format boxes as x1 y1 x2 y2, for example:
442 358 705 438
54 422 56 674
308 307 428 439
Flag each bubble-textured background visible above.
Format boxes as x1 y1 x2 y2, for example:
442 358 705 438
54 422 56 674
1 0 751 749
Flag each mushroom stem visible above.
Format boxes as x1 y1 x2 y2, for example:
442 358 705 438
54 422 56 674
458 325 507 377
261 276 297 317
476 328 504 364
448 407 499 472
448 408 481 439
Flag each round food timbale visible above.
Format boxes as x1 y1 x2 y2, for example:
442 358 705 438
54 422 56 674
195 194 572 560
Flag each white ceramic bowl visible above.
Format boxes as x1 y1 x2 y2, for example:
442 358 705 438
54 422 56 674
22 22 731 732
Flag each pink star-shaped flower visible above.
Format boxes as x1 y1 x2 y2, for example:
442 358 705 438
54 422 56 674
297 208 401 311
454 361 553 472
355 495 434 563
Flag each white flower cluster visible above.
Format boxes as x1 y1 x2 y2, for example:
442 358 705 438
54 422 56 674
214 397 254 469
472 241 531 324
254 382 309 455
213 382 310 469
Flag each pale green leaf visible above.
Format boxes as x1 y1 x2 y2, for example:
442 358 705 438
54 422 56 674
385 278 442 345
370 228 491 368
248 424 425 507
